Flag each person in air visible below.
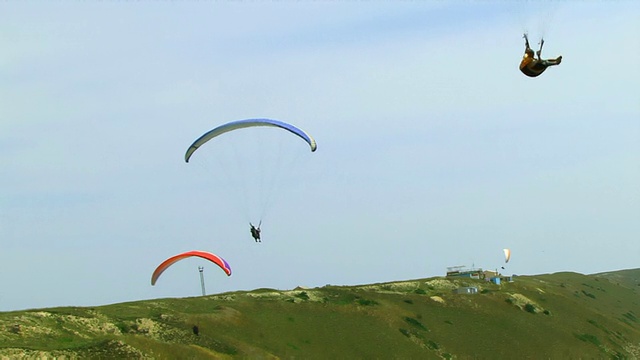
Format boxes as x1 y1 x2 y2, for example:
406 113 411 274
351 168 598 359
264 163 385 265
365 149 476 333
250 222 261 242
520 33 562 77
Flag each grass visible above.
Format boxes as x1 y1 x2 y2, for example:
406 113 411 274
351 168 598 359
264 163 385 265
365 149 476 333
1 269 639 359
404 316 428 331
575 333 601 346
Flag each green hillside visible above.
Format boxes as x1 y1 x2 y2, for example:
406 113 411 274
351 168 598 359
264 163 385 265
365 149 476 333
595 268 640 291
2 269 639 359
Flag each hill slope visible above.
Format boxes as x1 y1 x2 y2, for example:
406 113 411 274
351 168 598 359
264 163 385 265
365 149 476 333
595 268 640 291
1 270 639 359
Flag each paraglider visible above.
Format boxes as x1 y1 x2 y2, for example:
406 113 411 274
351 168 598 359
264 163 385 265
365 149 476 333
184 118 317 242
503 248 511 264
519 33 562 77
151 250 232 286
184 118 317 163
250 222 261 242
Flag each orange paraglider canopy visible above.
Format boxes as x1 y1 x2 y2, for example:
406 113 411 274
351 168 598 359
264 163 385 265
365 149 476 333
151 250 232 285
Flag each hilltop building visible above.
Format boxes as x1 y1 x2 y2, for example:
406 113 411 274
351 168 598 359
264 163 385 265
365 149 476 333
446 266 485 280
483 270 498 279
452 286 479 295
446 266 515 284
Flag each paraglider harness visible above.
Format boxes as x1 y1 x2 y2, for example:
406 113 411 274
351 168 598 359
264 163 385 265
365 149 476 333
520 33 562 77
250 221 261 242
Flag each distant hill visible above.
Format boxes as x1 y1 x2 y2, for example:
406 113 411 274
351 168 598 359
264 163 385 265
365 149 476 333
594 268 640 291
1 269 639 359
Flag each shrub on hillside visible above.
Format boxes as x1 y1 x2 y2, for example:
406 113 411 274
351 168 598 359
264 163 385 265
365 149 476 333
524 303 536 314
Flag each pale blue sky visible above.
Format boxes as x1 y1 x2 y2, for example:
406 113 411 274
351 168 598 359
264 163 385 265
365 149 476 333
1 1 639 311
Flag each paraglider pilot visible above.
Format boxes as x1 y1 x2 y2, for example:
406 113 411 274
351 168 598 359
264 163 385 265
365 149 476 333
520 33 562 77
250 222 261 242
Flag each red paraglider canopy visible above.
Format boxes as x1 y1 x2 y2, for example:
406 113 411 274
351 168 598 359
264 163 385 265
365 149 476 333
151 250 232 286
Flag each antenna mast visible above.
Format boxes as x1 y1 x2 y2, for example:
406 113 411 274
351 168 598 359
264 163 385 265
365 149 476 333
198 266 206 296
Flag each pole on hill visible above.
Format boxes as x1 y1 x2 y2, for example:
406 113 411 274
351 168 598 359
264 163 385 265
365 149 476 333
198 266 206 296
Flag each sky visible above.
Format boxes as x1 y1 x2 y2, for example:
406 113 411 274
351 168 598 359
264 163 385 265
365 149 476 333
1 1 639 312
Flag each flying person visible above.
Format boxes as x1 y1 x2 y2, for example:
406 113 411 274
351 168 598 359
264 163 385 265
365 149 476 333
250 222 261 242
519 33 562 77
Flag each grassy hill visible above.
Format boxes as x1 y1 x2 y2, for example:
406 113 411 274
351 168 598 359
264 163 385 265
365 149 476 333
1 269 639 359
595 268 640 291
